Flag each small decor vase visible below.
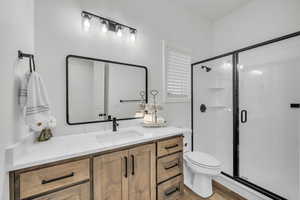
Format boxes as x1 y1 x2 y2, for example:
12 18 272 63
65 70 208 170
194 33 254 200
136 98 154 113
37 128 53 142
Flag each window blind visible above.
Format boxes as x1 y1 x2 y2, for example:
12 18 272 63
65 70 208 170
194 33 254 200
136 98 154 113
165 47 191 100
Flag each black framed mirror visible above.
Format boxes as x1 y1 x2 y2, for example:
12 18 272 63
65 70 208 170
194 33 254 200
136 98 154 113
66 55 148 125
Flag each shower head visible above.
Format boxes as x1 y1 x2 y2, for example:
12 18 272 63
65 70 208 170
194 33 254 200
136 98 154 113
201 66 211 72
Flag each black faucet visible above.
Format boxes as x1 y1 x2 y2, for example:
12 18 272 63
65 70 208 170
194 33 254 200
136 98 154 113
112 117 119 132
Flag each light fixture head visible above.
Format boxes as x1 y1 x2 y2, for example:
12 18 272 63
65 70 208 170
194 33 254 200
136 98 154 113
101 20 108 33
116 25 123 37
130 29 137 42
82 14 91 32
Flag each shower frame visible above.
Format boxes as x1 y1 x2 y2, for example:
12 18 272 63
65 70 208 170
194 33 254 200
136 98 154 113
191 30 300 200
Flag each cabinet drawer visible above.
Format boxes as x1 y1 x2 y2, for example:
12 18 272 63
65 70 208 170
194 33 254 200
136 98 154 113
157 175 183 200
157 152 182 183
157 137 183 157
32 182 90 200
19 159 90 199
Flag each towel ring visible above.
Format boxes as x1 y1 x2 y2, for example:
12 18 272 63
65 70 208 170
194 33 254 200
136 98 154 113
18 50 36 72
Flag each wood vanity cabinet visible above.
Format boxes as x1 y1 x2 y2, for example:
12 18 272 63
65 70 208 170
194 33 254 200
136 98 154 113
11 159 91 200
93 150 128 200
32 183 90 200
10 136 183 200
157 152 183 183
156 137 184 200
93 143 156 200
18 159 90 199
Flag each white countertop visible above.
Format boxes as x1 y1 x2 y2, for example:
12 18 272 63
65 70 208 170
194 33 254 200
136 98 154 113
7 126 188 171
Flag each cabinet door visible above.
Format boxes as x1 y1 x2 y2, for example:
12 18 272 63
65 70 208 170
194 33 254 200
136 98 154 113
33 182 90 200
94 150 129 200
128 143 156 200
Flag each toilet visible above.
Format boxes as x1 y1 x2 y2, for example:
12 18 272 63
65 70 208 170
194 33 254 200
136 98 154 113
183 130 221 198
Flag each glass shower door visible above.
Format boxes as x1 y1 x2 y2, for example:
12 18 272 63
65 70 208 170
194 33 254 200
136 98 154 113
238 37 300 200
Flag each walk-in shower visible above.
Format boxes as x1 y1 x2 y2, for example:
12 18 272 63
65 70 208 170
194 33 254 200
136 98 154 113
192 31 300 200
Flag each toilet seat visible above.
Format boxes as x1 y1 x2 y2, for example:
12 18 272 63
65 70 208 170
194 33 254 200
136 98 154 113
184 152 221 169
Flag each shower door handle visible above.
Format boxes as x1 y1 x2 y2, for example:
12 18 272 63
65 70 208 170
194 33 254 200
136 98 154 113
241 110 247 123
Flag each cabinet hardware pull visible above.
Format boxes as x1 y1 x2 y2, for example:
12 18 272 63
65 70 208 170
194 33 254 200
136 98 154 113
41 172 74 185
164 186 179 196
165 144 178 150
131 155 135 175
164 162 179 170
124 156 128 178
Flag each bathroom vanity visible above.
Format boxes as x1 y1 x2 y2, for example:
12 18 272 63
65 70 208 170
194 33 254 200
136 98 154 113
8 56 186 200
8 127 185 200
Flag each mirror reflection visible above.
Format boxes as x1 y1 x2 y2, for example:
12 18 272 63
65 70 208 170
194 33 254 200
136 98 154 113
67 56 147 125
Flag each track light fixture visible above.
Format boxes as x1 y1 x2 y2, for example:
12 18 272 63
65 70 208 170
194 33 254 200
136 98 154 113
81 11 137 41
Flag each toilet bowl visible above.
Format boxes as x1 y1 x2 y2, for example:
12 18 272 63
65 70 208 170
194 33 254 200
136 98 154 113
183 151 221 198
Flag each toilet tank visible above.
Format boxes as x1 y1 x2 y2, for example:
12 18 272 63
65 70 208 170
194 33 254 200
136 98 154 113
182 129 192 153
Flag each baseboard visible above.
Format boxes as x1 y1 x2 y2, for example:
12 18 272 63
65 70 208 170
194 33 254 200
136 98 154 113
213 175 273 200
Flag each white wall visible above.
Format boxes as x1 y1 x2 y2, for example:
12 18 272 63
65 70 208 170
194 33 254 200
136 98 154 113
0 0 34 199
34 0 213 136
213 0 300 54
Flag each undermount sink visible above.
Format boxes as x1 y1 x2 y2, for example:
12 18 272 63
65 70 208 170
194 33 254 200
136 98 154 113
96 130 144 145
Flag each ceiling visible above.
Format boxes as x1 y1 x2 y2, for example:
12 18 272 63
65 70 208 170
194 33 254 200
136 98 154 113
172 0 251 21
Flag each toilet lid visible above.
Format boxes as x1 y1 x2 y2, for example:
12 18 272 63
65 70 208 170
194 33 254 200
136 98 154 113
185 152 221 168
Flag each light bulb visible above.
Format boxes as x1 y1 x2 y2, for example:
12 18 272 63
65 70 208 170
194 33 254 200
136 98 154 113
102 20 108 33
130 29 136 42
116 26 123 37
82 14 91 32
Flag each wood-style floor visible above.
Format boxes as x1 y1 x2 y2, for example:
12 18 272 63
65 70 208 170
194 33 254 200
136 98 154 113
181 182 246 200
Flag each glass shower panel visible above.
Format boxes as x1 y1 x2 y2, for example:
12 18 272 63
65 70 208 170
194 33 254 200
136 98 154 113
193 55 233 175
238 37 300 200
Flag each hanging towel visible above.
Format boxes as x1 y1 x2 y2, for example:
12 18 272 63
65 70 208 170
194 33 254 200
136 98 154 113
19 72 31 109
24 72 53 131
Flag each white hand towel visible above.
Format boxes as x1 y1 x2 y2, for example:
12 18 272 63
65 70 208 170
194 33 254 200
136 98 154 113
18 72 31 109
25 72 53 131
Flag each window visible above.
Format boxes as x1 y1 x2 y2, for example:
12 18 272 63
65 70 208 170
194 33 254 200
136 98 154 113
163 41 191 103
